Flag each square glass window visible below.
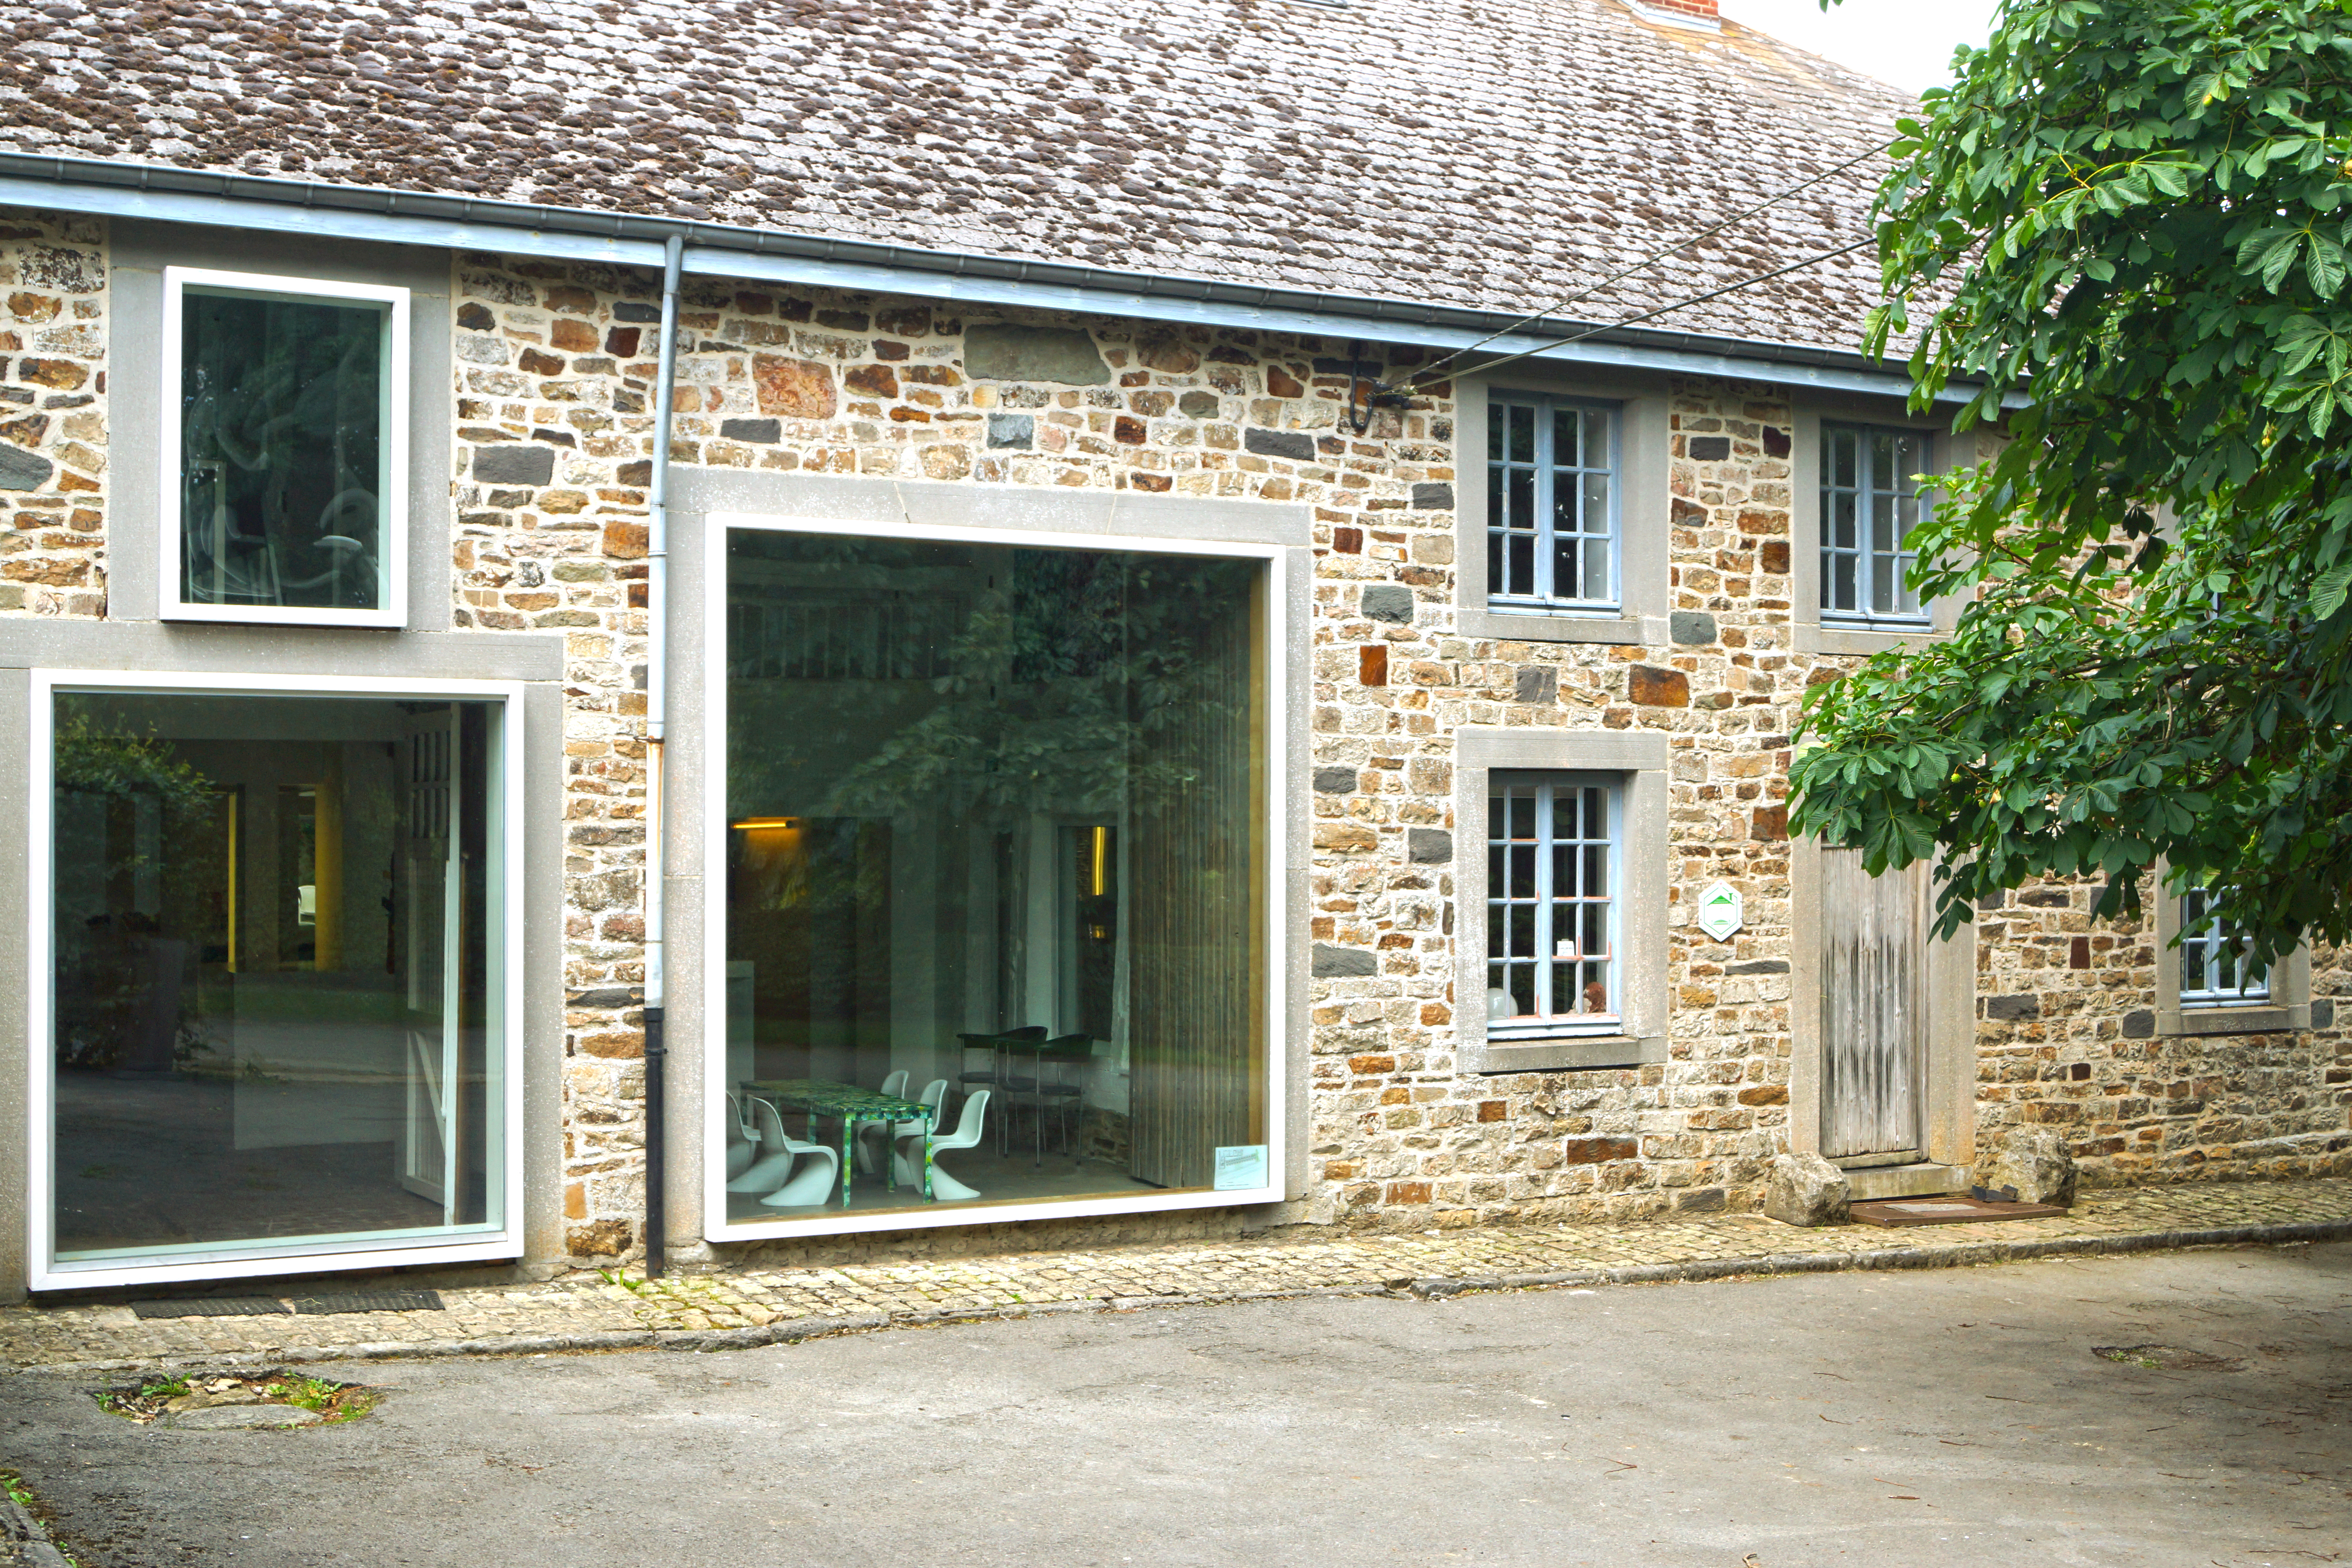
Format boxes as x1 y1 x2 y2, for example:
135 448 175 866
720 529 1272 1226
1485 773 1620 1037
1820 422 1928 623
2180 889 2269 1005
44 688 510 1275
1486 396 1617 611
165 269 408 625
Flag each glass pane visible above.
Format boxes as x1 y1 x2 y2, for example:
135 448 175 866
1583 843 1606 898
723 530 1267 1213
1509 843 1536 899
1506 467 1536 530
1832 493 1858 552
180 289 390 613
1508 405 1535 465
1552 534 1581 601
1830 429 1858 489
1506 533 1534 595
1583 472 1611 534
1507 902 1535 959
1554 408 1582 470
1578 963 1607 1016
1582 539 1610 603
51 691 503 1262
1510 793 1535 840
1831 553 1857 612
1509 965 1535 1018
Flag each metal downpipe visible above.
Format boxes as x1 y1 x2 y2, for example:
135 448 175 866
642 233 683 1278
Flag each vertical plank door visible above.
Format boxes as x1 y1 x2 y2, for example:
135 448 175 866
1818 848 1927 1161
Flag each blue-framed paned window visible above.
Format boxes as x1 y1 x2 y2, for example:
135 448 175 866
1487 397 1618 611
1820 423 1929 622
1487 773 1620 1037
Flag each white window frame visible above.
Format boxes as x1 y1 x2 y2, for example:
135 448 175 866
159 266 411 629
26 669 524 1290
1486 772 1623 1041
701 510 1288 1241
1485 393 1623 615
2178 887 2271 1007
1818 421 1931 626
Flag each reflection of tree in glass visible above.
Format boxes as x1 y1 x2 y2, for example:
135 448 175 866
727 536 1255 826
181 294 382 608
53 714 218 818
51 715 224 1073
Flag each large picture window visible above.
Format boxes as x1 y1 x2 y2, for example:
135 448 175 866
162 267 408 626
1820 423 1928 623
712 523 1279 1234
1486 773 1620 1039
33 677 517 1287
1486 396 1618 612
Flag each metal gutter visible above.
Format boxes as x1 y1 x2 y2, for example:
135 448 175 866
0 152 1960 402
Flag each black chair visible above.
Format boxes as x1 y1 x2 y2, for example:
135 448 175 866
1031 1034 1094 1169
958 1026 1045 1154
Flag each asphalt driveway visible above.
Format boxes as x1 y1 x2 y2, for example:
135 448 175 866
3 1242 2347 1568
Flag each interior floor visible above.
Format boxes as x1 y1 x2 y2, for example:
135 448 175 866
725 1138 1162 1221
52 1071 455 1255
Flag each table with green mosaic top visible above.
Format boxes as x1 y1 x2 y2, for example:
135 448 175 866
744 1079 936 1207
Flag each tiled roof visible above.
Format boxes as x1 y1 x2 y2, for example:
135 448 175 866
0 0 1913 354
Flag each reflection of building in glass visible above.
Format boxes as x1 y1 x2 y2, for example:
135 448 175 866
722 530 1265 1220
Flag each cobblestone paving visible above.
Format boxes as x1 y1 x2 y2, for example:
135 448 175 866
10 1179 2348 1373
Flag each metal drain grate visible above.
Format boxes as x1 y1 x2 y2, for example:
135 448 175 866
128 1298 292 1319
286 1290 445 1316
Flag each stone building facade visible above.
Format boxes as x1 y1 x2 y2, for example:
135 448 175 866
1 0 2347 1299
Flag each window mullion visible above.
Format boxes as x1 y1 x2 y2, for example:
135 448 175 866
1531 401 1553 604
1534 781 1555 1018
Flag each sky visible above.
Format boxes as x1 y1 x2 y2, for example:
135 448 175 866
1715 0 2002 95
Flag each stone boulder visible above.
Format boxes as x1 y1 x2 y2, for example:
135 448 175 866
1763 1151 1850 1227
1981 1125 2077 1207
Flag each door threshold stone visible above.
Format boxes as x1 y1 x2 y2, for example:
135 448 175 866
1846 1162 1969 1201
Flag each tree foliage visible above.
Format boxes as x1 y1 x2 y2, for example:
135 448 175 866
1791 0 2352 969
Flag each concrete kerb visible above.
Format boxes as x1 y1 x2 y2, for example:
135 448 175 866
12 1220 2348 1379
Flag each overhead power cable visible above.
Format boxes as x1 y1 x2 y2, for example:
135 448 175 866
1406 235 1878 391
1399 137 1896 392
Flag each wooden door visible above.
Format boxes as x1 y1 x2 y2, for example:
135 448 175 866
1819 848 1927 1162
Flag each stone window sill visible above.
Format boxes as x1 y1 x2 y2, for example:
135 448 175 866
2160 1005 2303 1037
1461 608 1652 646
1477 1034 1666 1074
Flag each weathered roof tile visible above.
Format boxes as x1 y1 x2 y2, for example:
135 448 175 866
0 0 1911 351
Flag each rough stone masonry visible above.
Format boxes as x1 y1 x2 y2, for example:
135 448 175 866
4 213 2348 1275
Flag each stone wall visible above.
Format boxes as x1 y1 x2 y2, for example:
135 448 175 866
447 251 1459 1260
1310 379 1800 1227
0 210 107 617
10 210 2345 1274
1974 876 2352 1187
